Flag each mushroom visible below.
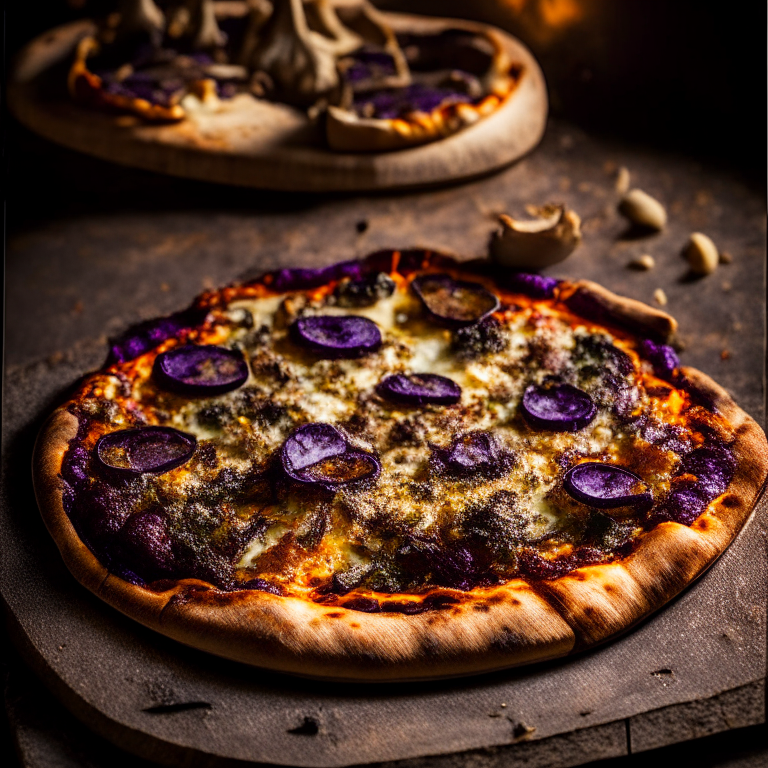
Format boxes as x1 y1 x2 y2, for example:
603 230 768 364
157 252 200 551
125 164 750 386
114 0 166 46
167 0 227 50
245 0 404 109
188 0 227 50
245 0 355 107
489 205 582 269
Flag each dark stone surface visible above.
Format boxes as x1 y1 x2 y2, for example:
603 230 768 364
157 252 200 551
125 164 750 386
2 113 766 766
4 648 768 768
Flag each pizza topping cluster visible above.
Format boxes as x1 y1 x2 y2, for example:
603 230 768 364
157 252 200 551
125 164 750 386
521 383 596 432
68 1 522 151
59 252 737 610
280 423 380 487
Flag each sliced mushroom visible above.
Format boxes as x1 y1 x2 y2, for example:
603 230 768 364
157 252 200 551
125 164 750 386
489 205 582 269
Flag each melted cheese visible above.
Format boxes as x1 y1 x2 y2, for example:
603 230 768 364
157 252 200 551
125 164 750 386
85 274 692 595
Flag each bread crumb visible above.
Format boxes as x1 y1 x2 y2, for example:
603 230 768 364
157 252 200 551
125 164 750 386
719 251 733 264
722 281 732 292
615 166 630 194
721 350 731 360
653 289 668 306
629 254 655 271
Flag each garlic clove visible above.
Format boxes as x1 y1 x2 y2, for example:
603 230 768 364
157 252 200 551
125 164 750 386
489 205 582 269
618 189 667 231
685 232 719 276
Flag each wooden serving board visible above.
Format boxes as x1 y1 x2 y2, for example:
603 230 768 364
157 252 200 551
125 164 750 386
7 10 547 192
2 118 765 767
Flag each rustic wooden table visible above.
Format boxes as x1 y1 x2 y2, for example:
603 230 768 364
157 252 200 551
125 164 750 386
2 113 766 767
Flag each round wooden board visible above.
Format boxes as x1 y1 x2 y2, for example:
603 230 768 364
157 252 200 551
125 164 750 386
8 10 547 192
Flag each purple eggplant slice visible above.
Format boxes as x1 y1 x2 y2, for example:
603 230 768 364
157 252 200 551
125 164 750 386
271 260 363 292
294 449 381 485
281 424 347 478
522 384 597 431
154 345 248 396
503 272 559 299
96 427 196 478
564 463 652 510
377 373 461 406
108 307 206 364
432 431 511 478
677 445 735 499
412 274 500 328
640 339 680 379
653 482 709 526
281 423 380 486
291 315 381 358
116 510 175 577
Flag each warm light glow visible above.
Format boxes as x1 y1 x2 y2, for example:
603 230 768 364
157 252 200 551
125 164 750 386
538 0 583 28
498 0 588 45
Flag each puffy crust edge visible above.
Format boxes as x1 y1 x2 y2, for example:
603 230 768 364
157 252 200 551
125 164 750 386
561 279 678 341
326 16 545 153
31 352 766 679
34 409 575 681
533 366 768 649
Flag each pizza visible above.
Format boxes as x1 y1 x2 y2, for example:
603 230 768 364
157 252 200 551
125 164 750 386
33 249 768 681
67 0 524 152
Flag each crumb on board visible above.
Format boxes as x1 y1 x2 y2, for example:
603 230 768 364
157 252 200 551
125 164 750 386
719 251 733 264
615 166 630 194
653 288 668 306
722 281 732 292
721 350 731 360
629 254 655 270
512 722 536 740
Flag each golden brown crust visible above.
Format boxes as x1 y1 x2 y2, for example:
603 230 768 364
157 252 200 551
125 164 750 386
532 366 767 650
31 279 767 680
561 279 678 341
154 580 574 681
681 366 768 547
34 412 575 681
535 524 717 648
